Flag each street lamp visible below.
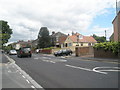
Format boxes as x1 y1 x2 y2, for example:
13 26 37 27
76 35 79 46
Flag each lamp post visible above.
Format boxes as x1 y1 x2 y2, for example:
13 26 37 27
77 35 79 46
76 34 79 57
105 30 106 41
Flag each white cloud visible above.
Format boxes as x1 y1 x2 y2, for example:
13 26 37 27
0 0 116 42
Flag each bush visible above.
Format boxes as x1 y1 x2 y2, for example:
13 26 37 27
43 47 54 50
93 42 120 54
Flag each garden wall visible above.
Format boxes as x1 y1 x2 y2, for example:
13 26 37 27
94 49 118 59
75 46 94 56
40 49 52 54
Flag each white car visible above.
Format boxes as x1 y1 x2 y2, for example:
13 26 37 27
9 50 17 55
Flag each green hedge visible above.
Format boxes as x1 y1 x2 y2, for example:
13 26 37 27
93 42 120 54
43 47 54 50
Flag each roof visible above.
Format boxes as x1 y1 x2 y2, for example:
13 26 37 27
112 11 120 23
68 34 97 43
51 32 67 37
59 36 67 44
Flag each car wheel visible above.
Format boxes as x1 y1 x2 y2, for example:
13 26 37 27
29 55 32 57
17 55 19 57
19 55 22 58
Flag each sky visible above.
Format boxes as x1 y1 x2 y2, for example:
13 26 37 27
0 0 119 43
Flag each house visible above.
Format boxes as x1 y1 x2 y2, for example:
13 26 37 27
15 40 32 50
110 9 120 42
61 32 97 51
31 39 39 49
51 31 67 47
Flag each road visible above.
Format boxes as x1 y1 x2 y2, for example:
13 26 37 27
7 53 119 88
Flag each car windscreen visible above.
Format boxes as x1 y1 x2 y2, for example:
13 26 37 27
23 48 31 51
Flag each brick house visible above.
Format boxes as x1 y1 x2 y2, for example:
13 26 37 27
110 11 120 42
51 31 67 47
15 40 32 50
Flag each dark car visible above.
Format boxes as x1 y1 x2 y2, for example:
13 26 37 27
66 49 73 55
54 49 72 57
17 47 32 58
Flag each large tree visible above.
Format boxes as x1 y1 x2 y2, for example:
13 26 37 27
92 34 106 43
0 20 13 49
38 27 51 48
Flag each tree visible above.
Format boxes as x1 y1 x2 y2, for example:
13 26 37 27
0 20 13 49
38 27 51 48
92 34 106 43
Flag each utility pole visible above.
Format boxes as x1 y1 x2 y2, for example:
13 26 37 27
116 0 118 15
105 30 106 41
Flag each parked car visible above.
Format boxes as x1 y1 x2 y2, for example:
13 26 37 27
54 49 72 57
66 49 73 55
9 50 17 55
0 49 4 53
17 47 32 58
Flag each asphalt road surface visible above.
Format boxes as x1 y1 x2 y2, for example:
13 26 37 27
7 53 120 88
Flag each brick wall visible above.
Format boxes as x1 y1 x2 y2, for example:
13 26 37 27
75 46 94 56
94 49 118 59
40 49 52 54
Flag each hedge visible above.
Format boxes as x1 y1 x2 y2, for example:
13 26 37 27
93 42 120 54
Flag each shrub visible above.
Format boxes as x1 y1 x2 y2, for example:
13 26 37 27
93 42 120 54
43 47 54 50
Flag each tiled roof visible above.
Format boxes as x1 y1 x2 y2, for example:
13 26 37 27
59 36 67 44
51 32 67 37
68 34 97 43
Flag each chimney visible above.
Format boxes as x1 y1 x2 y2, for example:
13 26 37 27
72 31 74 35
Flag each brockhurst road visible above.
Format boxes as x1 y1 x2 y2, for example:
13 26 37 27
5 53 120 88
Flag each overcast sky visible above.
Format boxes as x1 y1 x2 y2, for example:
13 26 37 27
0 0 119 42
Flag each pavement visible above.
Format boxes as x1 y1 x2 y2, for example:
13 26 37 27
0 52 44 89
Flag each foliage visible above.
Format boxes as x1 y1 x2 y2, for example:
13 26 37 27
0 20 13 49
38 27 51 48
43 47 54 50
93 42 120 54
4 44 14 52
92 34 106 43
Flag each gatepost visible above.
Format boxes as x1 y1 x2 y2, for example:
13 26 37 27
75 46 80 57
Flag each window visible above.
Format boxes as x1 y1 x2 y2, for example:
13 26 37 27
81 43 83 46
69 43 72 46
88 43 91 46
79 35 83 39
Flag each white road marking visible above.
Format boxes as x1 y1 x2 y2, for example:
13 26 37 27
43 60 49 62
31 85 35 88
42 57 51 59
26 79 30 83
93 67 120 74
42 60 56 63
55 59 67 62
8 70 11 73
34 58 39 59
50 61 56 63
92 68 107 74
65 64 107 74
22 75 26 78
65 64 92 71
